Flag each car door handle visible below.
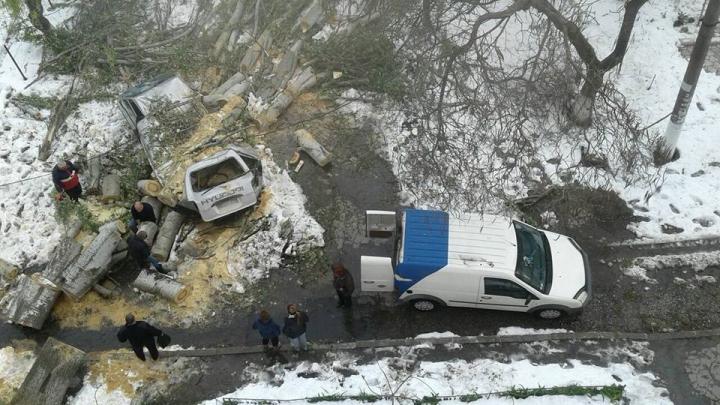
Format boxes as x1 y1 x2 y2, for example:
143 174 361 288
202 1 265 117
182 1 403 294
480 296 492 299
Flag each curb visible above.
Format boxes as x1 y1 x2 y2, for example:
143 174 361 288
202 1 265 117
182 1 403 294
160 328 720 358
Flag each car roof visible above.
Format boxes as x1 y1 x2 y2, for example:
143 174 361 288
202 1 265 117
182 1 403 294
401 209 518 274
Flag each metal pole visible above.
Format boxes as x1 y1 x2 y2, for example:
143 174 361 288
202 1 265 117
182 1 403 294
3 45 27 81
662 0 720 160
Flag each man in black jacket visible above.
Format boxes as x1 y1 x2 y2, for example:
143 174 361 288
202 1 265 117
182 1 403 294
117 313 164 361
127 231 167 274
128 201 156 233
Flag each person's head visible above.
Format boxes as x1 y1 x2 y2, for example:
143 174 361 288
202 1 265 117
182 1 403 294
125 313 136 325
259 310 270 321
332 264 347 276
136 230 147 241
134 201 144 212
56 159 68 169
287 304 297 314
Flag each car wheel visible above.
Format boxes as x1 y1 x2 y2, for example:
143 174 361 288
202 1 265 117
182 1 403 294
411 299 438 312
534 308 566 320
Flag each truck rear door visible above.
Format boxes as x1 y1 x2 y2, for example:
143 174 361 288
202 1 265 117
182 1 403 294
360 256 394 292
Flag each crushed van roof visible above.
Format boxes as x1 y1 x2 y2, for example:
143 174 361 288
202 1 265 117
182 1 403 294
402 209 518 273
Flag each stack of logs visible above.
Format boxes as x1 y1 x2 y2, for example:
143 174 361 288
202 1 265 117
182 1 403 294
0 181 191 330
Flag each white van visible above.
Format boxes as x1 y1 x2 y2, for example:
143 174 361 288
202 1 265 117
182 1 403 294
361 209 592 319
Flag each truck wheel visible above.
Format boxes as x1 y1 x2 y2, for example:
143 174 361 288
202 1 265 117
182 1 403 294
411 299 437 312
534 308 566 320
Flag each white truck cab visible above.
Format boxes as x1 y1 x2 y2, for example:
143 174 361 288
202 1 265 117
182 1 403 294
362 209 592 319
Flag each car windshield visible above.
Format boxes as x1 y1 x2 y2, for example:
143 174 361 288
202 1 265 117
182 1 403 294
513 221 551 293
190 158 246 192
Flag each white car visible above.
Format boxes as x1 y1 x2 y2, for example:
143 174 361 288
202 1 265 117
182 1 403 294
361 209 592 319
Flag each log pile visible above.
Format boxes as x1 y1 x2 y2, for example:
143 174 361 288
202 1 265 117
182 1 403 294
11 337 86 405
132 269 190 303
250 66 323 128
151 210 185 261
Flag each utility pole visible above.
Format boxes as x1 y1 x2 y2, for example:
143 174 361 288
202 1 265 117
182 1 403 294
662 0 720 160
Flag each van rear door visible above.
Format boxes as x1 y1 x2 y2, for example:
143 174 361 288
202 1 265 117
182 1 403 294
361 256 394 292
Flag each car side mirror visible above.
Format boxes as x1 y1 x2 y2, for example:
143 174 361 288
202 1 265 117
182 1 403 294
525 295 535 305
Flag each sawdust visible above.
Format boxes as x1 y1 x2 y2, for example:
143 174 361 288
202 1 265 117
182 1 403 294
83 199 127 223
87 349 171 397
52 291 152 329
0 342 36 401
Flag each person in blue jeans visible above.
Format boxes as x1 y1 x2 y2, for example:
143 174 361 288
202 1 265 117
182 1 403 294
282 304 309 352
127 231 167 274
252 310 281 351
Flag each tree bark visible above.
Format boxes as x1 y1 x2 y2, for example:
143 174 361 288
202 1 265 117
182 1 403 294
213 0 247 60
11 337 85 405
295 129 332 166
151 210 185 261
298 0 324 33
132 269 190 303
138 221 159 245
0 258 19 279
240 30 273 73
59 228 122 301
141 196 164 223
1 273 60 330
101 174 122 203
99 219 127 234
84 155 102 195
137 179 163 196
26 0 53 36
209 72 246 97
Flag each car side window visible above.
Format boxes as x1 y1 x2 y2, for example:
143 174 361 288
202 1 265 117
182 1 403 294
484 278 530 299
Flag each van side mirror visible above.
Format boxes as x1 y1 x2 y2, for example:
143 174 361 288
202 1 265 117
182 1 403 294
525 295 535 305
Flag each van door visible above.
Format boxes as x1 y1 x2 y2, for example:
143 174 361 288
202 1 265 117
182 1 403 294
477 277 537 313
361 256 394 292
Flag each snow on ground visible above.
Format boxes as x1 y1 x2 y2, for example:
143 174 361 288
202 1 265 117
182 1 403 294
415 331 460 339
205 347 670 405
622 250 720 283
497 327 570 336
0 345 36 400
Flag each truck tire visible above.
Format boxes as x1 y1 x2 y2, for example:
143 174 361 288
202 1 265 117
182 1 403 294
410 299 438 312
533 308 566 320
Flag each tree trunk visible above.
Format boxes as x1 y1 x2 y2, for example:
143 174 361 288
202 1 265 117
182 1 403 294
84 155 102 195
298 0 324 33
0 258 19 279
1 273 61 329
209 72 246 97
213 0 247 60
45 237 83 283
137 179 163 196
11 337 85 405
59 228 122 301
570 77 600 127
99 219 127 234
202 83 250 108
141 196 164 223
240 30 273 73
26 0 53 36
38 81 74 161
295 129 332 166
65 219 84 238
251 67 321 128
132 269 190 303
151 210 185 261
101 174 122 203
262 39 302 97
138 221 159 245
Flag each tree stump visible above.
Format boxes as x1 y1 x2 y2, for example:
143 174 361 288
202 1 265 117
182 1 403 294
101 174 122 203
137 179 163 197
59 228 122 301
141 196 164 223
132 269 190 303
138 221 159 245
0 258 19 279
151 210 185 261
11 337 86 405
295 129 332 166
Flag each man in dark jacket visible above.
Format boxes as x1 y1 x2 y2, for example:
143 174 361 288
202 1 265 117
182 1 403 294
252 310 282 351
332 264 355 308
117 313 164 361
52 159 82 202
128 201 156 233
282 304 310 352
127 231 167 274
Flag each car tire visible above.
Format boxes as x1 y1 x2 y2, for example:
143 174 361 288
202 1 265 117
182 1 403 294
410 299 438 312
533 308 566 320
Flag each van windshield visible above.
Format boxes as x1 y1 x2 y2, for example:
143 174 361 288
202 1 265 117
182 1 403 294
513 221 552 293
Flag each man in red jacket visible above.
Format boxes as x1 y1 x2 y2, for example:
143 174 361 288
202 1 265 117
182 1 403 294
52 159 82 202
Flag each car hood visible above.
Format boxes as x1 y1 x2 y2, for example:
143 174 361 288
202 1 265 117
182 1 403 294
544 231 586 298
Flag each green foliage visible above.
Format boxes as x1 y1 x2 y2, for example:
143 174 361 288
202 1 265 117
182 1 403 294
145 98 204 164
54 197 99 233
0 0 22 17
501 384 625 402
309 394 381 403
119 152 153 201
13 93 56 110
295 246 329 281
415 395 441 405
308 21 405 100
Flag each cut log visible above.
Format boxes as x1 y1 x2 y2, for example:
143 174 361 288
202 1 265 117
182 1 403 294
151 211 185 262
298 0 324 32
92 282 117 298
202 82 251 108
286 66 320 97
240 30 273 73
109 251 127 267
138 221 159 245
45 237 83 283
132 269 190 303
59 228 122 301
99 219 127 234
0 258 19 279
295 129 332 166
1 273 61 330
272 39 303 91
65 219 84 239
84 155 102 194
141 196 163 223
209 72 246 97
212 0 247 60
137 179 163 196
156 187 178 207
10 337 86 405
251 67 321 128
101 174 122 203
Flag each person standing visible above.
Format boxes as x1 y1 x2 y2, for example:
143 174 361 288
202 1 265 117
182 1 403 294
127 231 167 274
332 264 355 308
282 304 309 352
252 310 282 351
52 158 82 202
117 313 165 361
128 201 156 234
